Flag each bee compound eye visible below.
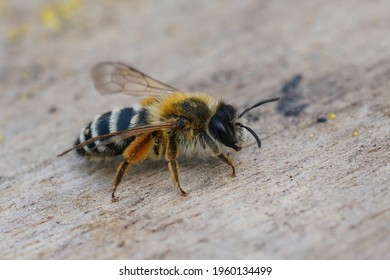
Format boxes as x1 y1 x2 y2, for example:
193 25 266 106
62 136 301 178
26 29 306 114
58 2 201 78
208 116 238 150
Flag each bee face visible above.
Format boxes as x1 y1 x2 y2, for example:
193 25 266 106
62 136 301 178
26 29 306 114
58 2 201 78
208 103 243 151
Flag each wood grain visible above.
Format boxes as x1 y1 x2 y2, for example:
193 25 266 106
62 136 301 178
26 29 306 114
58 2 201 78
1 0 389 259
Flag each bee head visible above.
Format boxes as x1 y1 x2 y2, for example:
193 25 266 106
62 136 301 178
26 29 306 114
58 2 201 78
208 98 280 150
208 103 243 151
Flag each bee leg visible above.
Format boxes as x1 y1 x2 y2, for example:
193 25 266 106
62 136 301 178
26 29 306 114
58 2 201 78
166 135 187 196
168 159 187 196
112 161 130 202
201 133 236 177
112 133 154 202
217 153 236 177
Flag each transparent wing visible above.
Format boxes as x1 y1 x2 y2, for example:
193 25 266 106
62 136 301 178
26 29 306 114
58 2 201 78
91 62 180 96
57 120 178 157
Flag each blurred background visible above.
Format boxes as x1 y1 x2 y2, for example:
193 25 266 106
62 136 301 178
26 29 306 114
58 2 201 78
2 0 389 137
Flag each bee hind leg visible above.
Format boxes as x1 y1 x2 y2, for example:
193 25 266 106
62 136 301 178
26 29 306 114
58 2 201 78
112 161 130 202
112 133 154 202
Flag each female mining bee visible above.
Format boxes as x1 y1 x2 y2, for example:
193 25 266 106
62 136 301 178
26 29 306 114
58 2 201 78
58 62 279 201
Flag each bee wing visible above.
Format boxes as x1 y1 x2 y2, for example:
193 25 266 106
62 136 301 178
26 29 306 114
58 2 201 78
91 62 180 96
57 121 178 157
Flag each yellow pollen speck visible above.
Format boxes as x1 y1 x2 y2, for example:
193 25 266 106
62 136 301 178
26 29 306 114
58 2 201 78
7 25 28 42
40 0 83 31
0 134 4 142
353 130 359 137
58 0 83 18
40 7 61 30
329 113 336 120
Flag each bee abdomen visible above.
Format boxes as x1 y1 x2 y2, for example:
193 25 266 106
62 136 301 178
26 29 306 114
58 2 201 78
75 106 147 159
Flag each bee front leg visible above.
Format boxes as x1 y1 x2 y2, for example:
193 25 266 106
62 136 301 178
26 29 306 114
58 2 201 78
217 153 236 177
201 133 236 177
166 134 187 196
112 133 154 202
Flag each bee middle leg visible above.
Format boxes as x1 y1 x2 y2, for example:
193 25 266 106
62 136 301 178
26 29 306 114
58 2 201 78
112 133 154 201
166 134 187 196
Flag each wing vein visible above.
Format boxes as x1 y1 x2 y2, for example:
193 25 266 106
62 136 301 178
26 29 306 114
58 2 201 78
91 61 180 96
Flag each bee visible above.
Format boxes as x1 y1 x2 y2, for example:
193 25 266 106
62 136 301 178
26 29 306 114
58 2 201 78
58 62 279 201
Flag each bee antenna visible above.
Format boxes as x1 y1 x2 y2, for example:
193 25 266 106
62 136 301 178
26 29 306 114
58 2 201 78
238 97 280 118
236 123 262 148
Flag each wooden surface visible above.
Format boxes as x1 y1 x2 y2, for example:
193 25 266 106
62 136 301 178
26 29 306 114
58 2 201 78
1 0 389 259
